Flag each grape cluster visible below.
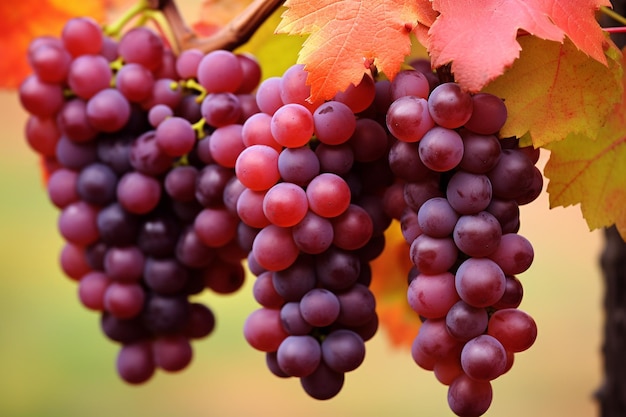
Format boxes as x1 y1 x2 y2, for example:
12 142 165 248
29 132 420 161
387 73 540 416
19 18 258 383
20 15 541 416
238 66 393 399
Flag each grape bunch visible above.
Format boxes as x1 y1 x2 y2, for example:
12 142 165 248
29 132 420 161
237 65 393 399
18 18 259 383
19 13 542 416
386 72 540 416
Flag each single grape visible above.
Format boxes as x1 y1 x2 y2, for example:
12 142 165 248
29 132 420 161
116 342 155 384
104 246 145 282
19 75 65 117
386 96 434 142
410 234 458 275
299 288 341 327
407 271 459 319
243 307 289 352
235 144 280 191
314 247 361 291
67 55 112 100
155 116 196 157
333 73 376 113
418 127 464 172
208 124 246 168
335 283 376 326
197 50 243 93
175 48 203 79
118 27 164 71
152 335 193 372
201 92 242 128
272 256 317 301
446 300 489 342
427 82 473 129
271 103 315 148
464 93 508 135
306 173 351 218
488 233 534 275
277 146 320 186
291 211 334 254
492 275 524 310
447 374 493 417
455 258 506 308
321 329 366 373
300 362 345 400
252 225 299 271
62 17 104 57
276 335 322 377
313 101 356 145
461 334 508 381
417 197 459 238
453 211 502 257
488 308 537 352
446 171 493 215
256 76 283 115
262 182 309 227
116 63 155 103
390 70 430 100
330 204 373 250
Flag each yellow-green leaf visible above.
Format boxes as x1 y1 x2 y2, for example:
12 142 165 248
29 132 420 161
484 36 622 147
544 49 626 240
545 132 626 239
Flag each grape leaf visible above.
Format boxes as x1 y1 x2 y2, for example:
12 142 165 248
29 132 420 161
544 51 626 239
0 0 119 89
426 0 611 92
542 0 612 65
483 36 623 147
369 222 419 348
276 0 424 101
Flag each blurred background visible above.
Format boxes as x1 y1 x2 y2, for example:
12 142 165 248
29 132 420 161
0 0 607 415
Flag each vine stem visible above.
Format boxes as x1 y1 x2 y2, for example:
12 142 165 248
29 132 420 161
601 6 626 26
158 0 285 53
104 0 152 37
605 27 626 34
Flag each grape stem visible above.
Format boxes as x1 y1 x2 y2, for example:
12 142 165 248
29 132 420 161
105 0 152 37
157 0 285 53
605 26 626 33
601 6 626 27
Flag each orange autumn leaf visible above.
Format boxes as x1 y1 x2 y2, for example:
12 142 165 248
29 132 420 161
544 49 626 239
276 0 422 102
0 0 130 89
483 36 622 148
370 220 420 348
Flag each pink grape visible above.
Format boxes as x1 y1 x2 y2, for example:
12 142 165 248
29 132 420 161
262 182 309 227
305 173 351 218
271 103 315 148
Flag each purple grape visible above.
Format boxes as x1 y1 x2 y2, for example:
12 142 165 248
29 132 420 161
446 300 489 341
461 334 508 381
277 335 322 377
321 329 366 373
455 258 506 308
299 288 341 327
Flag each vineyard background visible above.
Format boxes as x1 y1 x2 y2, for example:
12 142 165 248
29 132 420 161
0 0 608 416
